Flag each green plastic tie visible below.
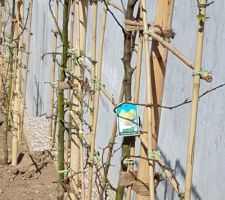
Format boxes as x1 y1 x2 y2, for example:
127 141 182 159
196 14 206 21
192 69 211 77
197 1 214 8
88 154 100 164
58 169 69 176
95 83 102 91
91 78 96 84
143 29 155 36
123 158 135 166
148 150 161 160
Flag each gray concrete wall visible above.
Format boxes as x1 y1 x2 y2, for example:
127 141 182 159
26 0 225 199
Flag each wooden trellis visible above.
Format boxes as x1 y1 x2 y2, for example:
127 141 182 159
0 1 215 200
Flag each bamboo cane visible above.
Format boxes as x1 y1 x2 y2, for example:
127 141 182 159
126 30 143 200
20 0 33 143
64 0 75 189
136 1 175 199
87 5 107 200
89 0 98 140
141 0 155 199
49 0 59 145
184 1 208 200
78 2 88 198
11 0 24 166
17 0 24 143
87 1 98 197
69 1 81 198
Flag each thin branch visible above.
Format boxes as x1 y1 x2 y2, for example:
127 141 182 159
118 83 225 110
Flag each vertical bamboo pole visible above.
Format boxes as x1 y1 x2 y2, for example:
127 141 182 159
141 0 155 199
87 5 107 200
69 1 82 198
65 0 75 175
11 0 24 166
20 0 33 142
87 0 98 196
17 0 24 143
89 0 98 157
126 31 143 200
151 0 175 148
136 1 175 199
78 2 88 199
49 0 59 145
184 1 207 199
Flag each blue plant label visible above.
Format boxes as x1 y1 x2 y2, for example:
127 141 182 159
115 103 140 137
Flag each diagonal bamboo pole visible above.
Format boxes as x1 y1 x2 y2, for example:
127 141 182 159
12 0 24 166
87 5 107 200
139 135 183 197
184 1 208 199
136 1 175 199
49 0 59 145
141 0 155 199
20 0 33 143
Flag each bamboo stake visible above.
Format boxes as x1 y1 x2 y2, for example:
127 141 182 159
146 30 194 70
136 1 175 199
89 1 98 136
12 0 24 166
65 0 75 175
184 1 208 200
126 30 143 200
141 0 155 198
70 1 81 198
88 1 98 197
49 0 59 145
78 2 88 199
87 5 107 200
20 0 33 143
17 0 24 143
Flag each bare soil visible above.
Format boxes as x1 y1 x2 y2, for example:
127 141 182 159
0 146 58 200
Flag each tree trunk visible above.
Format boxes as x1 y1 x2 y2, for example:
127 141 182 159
57 0 69 199
116 0 137 199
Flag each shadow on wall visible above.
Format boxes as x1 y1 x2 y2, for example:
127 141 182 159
33 75 43 116
157 151 202 200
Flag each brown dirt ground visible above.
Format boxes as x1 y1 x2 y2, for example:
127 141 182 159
0 146 59 200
